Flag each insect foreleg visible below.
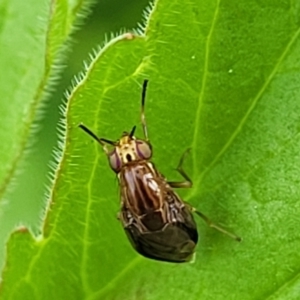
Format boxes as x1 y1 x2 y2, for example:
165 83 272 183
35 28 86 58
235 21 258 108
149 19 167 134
168 148 192 188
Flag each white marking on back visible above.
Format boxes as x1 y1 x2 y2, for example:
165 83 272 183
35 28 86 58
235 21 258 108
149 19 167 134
143 172 159 191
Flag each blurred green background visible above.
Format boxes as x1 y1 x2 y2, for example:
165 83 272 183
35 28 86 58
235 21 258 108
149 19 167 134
0 0 150 268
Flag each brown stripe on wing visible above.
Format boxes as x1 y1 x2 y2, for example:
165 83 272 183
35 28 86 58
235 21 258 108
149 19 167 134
120 162 164 216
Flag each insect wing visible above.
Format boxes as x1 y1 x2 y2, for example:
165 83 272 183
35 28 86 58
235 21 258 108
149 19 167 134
118 162 198 263
123 205 198 262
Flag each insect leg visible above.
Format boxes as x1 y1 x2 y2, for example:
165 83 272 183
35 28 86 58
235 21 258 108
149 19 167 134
168 148 241 241
168 148 192 188
187 205 241 242
141 79 149 141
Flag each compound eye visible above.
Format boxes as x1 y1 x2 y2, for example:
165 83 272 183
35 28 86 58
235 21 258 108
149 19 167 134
136 140 152 159
108 150 122 172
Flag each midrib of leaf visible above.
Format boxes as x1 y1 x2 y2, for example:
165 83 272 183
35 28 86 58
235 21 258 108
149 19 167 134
87 256 142 300
191 0 220 180
190 25 300 197
264 269 300 300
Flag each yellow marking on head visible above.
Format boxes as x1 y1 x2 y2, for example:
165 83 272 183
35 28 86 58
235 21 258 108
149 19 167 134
119 135 132 146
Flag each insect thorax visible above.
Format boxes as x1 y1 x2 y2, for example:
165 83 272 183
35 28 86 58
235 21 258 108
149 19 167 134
118 161 192 232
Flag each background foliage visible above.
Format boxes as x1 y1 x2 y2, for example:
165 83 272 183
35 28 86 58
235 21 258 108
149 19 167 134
0 0 148 269
0 0 300 299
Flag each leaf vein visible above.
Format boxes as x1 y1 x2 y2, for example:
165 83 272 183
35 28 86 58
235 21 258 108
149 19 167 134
191 0 220 178
195 26 300 188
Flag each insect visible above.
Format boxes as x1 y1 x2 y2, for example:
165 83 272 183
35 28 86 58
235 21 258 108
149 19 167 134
79 80 241 263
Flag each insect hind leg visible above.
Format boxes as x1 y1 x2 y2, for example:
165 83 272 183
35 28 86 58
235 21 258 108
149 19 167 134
187 204 241 242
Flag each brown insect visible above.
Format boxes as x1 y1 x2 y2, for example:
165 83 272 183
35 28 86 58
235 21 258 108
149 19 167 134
79 80 241 263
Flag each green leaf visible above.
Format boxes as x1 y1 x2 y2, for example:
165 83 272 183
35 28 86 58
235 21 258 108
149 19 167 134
0 0 92 276
2 0 300 299
0 0 90 199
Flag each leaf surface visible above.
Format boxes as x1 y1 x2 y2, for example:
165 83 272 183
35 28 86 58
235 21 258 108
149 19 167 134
2 0 300 299
0 0 88 199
